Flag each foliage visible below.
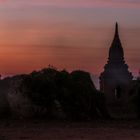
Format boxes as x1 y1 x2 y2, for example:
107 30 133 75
6 67 110 120
130 77 140 117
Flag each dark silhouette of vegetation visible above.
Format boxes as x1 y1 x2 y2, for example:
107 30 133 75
130 76 140 118
6 67 109 120
0 66 110 120
0 79 11 118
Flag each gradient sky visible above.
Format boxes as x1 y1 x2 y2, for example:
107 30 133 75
0 0 140 78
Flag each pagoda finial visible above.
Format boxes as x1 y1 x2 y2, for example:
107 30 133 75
109 22 124 61
115 22 119 36
115 22 119 37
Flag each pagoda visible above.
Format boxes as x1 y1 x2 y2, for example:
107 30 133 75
100 23 133 116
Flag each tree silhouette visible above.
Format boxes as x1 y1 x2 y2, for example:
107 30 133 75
5 67 110 120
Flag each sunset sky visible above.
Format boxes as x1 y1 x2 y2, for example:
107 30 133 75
0 0 140 78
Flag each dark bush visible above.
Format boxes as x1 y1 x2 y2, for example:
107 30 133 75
130 77 140 118
6 67 110 120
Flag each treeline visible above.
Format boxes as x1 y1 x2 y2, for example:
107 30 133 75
0 66 140 120
130 76 140 118
0 67 110 120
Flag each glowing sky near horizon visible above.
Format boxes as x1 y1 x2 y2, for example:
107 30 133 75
0 0 140 77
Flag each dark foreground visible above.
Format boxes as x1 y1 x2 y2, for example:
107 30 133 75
1 119 140 140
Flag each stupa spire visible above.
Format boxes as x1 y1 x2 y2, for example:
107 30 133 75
113 22 120 42
115 22 119 38
108 22 124 61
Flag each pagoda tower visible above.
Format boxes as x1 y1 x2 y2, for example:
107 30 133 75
100 23 133 116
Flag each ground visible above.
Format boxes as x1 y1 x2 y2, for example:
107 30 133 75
1 119 140 140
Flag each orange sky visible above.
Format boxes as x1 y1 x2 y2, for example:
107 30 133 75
0 0 140 77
